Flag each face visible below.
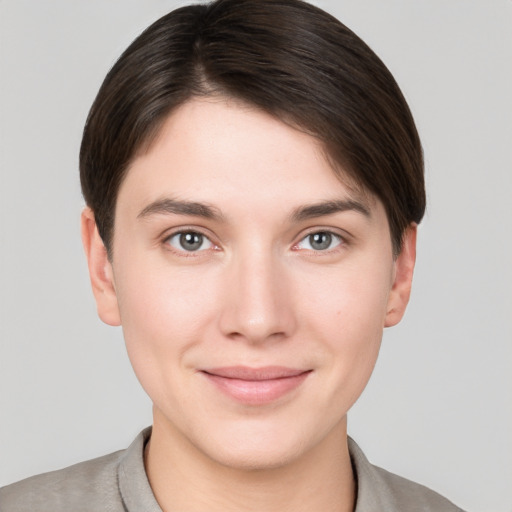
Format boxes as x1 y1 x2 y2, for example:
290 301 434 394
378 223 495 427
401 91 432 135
83 97 415 471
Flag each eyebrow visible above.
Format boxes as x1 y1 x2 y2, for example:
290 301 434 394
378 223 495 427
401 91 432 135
291 199 371 222
137 198 224 221
137 197 370 223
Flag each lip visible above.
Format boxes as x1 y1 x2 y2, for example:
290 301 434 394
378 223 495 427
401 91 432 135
200 366 311 405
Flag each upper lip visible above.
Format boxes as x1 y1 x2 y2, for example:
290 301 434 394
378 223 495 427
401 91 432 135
201 366 310 381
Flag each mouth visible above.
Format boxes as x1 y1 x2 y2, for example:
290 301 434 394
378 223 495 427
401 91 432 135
200 366 312 405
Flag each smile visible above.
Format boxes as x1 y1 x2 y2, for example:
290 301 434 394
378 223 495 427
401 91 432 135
200 366 312 405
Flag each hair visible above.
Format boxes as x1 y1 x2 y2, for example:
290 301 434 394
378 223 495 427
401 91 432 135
80 0 425 257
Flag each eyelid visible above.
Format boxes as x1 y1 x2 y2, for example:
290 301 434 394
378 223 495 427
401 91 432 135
161 226 220 255
292 227 350 252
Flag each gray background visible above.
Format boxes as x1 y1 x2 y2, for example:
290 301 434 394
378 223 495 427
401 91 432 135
1 1 511 510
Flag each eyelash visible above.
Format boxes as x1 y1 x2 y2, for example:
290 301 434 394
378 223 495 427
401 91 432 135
163 229 218 255
292 230 346 253
162 228 347 256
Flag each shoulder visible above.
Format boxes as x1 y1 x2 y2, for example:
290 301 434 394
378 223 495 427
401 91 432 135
368 464 465 511
0 428 156 512
0 449 125 512
348 437 465 512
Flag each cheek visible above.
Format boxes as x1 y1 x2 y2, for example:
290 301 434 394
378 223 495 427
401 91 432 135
300 256 392 334
112 257 220 387
297 260 392 403
116 255 218 329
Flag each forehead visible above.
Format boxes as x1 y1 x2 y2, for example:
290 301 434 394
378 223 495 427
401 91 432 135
118 97 377 219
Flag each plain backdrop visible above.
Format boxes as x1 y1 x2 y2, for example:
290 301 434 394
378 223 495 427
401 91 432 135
1 1 511 510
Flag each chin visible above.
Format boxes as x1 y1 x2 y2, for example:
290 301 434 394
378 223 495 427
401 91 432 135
205 437 305 472
193 415 333 472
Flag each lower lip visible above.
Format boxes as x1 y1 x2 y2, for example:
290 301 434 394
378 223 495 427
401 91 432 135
202 371 311 405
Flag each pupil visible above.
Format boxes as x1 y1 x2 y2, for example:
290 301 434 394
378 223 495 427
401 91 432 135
310 232 331 250
180 232 202 251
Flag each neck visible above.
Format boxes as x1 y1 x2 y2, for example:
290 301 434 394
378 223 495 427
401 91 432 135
145 409 355 512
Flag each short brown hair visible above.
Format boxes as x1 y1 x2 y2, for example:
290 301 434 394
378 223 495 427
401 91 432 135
80 0 425 256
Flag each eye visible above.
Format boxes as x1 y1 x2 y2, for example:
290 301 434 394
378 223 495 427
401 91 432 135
166 231 214 252
296 231 343 251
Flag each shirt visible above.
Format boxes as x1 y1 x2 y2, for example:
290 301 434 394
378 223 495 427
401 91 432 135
0 428 465 511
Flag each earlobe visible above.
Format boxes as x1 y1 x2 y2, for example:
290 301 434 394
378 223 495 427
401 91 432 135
384 224 417 328
81 207 121 326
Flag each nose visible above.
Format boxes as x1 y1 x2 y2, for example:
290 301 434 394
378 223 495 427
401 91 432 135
218 248 297 344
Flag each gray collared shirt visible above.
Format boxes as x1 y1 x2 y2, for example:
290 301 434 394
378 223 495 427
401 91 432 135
0 428 464 511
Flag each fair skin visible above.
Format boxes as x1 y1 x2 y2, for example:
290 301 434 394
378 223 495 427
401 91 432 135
82 97 416 512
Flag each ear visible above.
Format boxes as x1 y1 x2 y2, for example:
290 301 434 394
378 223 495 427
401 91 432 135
81 207 121 326
384 224 417 327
